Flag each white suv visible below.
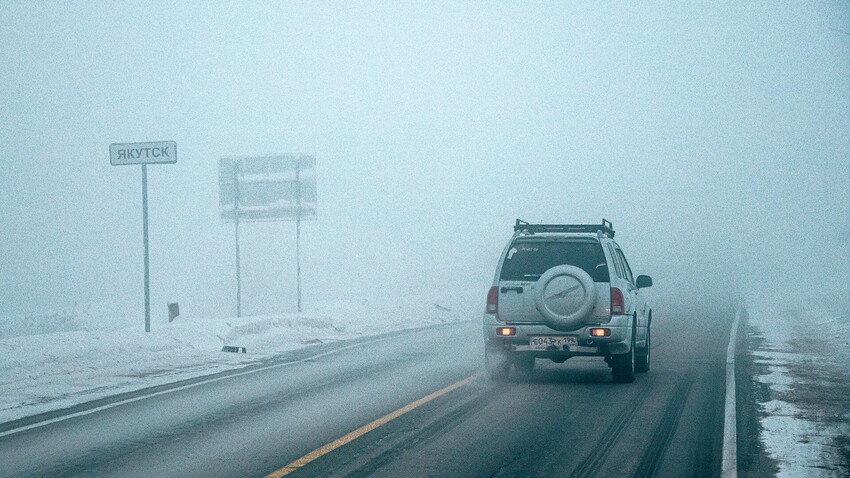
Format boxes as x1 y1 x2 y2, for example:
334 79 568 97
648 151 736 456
483 220 653 383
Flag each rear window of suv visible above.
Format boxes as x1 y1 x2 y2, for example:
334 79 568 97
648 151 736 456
500 240 610 282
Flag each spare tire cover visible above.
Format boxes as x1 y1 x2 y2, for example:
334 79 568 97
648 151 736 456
534 265 597 330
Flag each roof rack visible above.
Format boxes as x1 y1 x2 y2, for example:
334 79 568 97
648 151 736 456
514 219 615 237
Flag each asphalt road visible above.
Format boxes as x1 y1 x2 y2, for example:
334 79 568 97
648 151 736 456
0 300 734 478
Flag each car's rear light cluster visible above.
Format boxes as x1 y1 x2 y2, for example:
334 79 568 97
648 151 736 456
486 286 499 314
610 287 624 315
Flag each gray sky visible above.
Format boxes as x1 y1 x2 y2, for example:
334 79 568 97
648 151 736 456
1 1 848 318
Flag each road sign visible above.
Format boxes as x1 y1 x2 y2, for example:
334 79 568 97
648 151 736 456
110 141 177 166
110 140 176 332
218 154 317 315
219 155 316 222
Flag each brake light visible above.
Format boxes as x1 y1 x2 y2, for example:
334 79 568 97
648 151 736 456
486 286 498 314
610 287 624 315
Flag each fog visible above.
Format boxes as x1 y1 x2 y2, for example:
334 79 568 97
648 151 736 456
1 2 848 319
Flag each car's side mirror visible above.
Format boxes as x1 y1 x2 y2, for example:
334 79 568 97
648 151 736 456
636 275 653 288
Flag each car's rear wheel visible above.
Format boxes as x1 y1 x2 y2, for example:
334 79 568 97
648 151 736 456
485 343 510 381
635 325 650 373
612 319 636 383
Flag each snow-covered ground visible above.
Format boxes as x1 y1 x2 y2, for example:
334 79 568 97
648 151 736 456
0 294 479 424
747 293 850 477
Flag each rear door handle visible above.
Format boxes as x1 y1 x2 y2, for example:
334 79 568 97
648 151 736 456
501 286 524 294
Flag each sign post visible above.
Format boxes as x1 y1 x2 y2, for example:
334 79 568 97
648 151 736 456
295 159 302 312
233 161 242 317
110 140 177 332
142 164 150 332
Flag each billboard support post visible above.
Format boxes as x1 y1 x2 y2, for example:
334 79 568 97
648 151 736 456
295 159 302 313
233 161 242 318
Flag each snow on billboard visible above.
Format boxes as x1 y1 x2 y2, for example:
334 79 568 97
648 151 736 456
219 155 316 222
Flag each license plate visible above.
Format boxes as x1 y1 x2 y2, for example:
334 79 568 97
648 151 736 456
528 336 577 351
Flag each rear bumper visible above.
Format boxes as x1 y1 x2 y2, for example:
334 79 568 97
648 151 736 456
483 313 633 355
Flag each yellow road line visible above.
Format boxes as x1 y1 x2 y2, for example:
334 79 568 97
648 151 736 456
265 374 478 478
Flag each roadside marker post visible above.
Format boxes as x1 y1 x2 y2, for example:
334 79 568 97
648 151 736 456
110 140 177 332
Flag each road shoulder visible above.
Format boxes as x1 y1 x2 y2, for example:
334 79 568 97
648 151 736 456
738 297 850 477
0 320 469 436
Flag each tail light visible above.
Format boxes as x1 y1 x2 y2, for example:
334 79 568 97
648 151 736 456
486 286 499 314
610 287 624 315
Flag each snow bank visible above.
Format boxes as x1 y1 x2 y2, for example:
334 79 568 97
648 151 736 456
747 293 850 477
0 293 479 424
